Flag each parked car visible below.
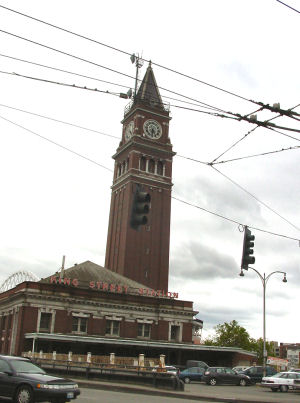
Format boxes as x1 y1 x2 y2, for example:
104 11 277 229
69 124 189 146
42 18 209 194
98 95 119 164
179 367 205 383
232 366 249 372
186 360 208 369
152 365 178 375
202 367 252 386
0 354 80 403
289 368 300 373
240 365 277 383
261 371 300 392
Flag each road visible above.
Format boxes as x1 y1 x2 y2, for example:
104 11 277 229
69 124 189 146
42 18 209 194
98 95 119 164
74 383 300 403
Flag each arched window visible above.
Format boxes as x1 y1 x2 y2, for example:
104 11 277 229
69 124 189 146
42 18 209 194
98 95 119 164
148 159 155 173
157 161 163 176
117 164 122 177
140 156 146 171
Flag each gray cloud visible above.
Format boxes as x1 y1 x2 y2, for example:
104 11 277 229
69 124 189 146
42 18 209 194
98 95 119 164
170 240 238 280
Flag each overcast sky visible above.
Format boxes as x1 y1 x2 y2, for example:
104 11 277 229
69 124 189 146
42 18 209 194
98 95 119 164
0 0 299 344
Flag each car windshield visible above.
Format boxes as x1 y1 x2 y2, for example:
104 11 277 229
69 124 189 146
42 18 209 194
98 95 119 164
10 360 45 374
270 372 285 378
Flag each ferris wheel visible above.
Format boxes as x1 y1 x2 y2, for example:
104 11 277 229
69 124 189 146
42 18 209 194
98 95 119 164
0 270 40 292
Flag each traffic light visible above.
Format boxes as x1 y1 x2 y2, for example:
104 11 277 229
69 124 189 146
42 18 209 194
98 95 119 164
241 226 255 270
130 184 151 230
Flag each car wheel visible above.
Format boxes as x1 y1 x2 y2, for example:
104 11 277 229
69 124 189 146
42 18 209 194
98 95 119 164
209 377 217 386
239 379 247 386
184 377 190 384
15 385 34 403
271 388 278 392
280 385 288 392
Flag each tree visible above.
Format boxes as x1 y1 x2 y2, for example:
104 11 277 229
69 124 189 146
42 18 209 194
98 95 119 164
203 320 256 351
252 338 275 364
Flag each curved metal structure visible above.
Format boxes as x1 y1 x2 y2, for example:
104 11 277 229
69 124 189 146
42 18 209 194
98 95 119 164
0 270 40 292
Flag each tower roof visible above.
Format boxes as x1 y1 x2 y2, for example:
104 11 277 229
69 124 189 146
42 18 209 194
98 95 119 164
135 63 164 110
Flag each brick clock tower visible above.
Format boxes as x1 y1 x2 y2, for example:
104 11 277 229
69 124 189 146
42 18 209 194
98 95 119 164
105 63 175 291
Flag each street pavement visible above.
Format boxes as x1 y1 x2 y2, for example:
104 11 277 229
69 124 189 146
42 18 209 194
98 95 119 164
73 377 300 403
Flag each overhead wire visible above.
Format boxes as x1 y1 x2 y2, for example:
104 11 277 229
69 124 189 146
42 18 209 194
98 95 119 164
275 0 300 14
0 32 230 114
211 103 300 164
6 67 299 138
0 103 120 140
171 196 300 242
0 4 262 107
2 28 299 128
210 165 300 232
0 53 132 90
1 111 298 243
1 108 299 239
1 102 298 165
2 4 299 134
0 114 114 172
210 145 300 165
0 70 127 98
0 53 223 112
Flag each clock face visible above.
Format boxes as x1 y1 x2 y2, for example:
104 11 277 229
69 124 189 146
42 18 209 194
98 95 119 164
143 119 162 140
125 121 134 141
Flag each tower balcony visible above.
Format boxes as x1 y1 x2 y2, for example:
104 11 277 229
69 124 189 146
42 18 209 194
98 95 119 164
124 99 170 116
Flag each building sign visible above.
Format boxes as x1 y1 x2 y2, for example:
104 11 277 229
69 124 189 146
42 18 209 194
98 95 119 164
267 356 289 368
49 276 178 299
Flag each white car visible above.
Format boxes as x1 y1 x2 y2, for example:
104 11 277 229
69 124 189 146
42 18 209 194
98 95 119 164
261 371 300 392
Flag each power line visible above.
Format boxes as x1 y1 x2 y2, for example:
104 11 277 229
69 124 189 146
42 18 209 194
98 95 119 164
0 53 131 90
211 103 300 163
0 103 120 140
0 4 132 56
211 145 300 165
0 70 130 98
0 53 223 113
0 4 261 107
0 29 135 81
210 165 300 232
275 0 300 14
172 196 300 242
0 32 230 115
1 112 298 243
0 114 113 172
2 102 298 167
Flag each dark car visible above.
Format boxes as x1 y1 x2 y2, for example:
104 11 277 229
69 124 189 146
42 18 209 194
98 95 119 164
240 365 277 384
202 367 252 386
179 367 205 383
0 355 80 403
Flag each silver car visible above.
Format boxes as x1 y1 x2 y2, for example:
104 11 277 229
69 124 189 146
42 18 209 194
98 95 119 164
261 371 300 392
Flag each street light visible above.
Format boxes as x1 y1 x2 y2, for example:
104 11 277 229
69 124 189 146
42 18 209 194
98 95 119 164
239 267 287 377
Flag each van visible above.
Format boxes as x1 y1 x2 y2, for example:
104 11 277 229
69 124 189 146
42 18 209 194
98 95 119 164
186 360 208 369
240 365 277 383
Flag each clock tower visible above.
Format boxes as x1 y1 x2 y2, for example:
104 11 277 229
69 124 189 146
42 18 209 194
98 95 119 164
105 63 175 291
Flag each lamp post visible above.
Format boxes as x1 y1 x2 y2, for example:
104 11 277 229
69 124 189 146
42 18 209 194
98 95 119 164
239 267 287 377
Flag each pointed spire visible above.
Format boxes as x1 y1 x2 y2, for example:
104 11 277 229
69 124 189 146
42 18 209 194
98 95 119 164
135 63 164 110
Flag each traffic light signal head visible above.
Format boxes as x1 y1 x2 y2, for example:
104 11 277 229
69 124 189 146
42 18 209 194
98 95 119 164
241 226 255 270
130 185 151 230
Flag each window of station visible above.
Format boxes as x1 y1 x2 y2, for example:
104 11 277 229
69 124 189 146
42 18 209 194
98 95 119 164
105 320 120 336
137 323 151 338
39 312 52 333
170 325 180 342
72 316 88 333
